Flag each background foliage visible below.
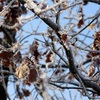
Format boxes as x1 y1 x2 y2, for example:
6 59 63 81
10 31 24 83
0 0 100 100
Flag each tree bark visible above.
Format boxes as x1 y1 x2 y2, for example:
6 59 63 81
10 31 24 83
0 67 9 100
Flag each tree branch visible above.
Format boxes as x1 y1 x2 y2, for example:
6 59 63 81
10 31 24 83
84 0 100 5
50 82 97 94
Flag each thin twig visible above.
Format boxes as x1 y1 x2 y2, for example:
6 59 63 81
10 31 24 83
71 13 100 38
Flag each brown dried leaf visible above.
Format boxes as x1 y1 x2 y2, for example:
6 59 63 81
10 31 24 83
18 92 24 99
0 50 13 66
86 53 91 58
22 89 30 97
92 31 100 50
92 40 100 50
93 31 100 39
55 69 60 75
86 51 100 58
45 51 52 62
54 66 65 75
13 51 22 63
15 62 29 79
77 7 84 28
68 73 74 80
88 24 95 30
2 60 12 66
82 90 85 95
61 34 67 43
0 50 13 60
77 18 84 28
23 80 31 86
30 40 40 62
83 0 88 5
92 56 100 67
62 2 67 8
28 68 38 83
88 65 95 77
41 3 47 9
87 31 100 58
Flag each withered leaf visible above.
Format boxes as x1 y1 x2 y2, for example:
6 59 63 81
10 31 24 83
45 51 52 63
55 69 60 75
62 2 67 8
30 40 40 62
22 89 30 97
92 31 100 50
88 24 95 30
0 50 13 60
77 19 84 28
0 50 13 66
2 60 13 66
68 73 74 80
86 31 100 59
41 3 47 9
93 56 100 67
83 0 88 5
28 68 38 83
86 51 99 58
86 53 91 58
88 65 95 77
93 31 100 39
49 35 57 43
77 7 84 28
92 39 100 50
15 62 29 79
23 80 31 86
54 67 65 75
61 34 67 43
13 51 22 64
18 92 24 99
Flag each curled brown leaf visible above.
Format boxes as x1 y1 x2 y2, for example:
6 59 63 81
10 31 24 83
22 89 30 97
28 68 38 83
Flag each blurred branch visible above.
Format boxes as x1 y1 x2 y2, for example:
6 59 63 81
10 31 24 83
50 82 97 94
84 0 100 5
0 0 16 16
0 27 16 45
0 65 10 100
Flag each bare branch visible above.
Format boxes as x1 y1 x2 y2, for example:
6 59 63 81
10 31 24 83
84 0 100 5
